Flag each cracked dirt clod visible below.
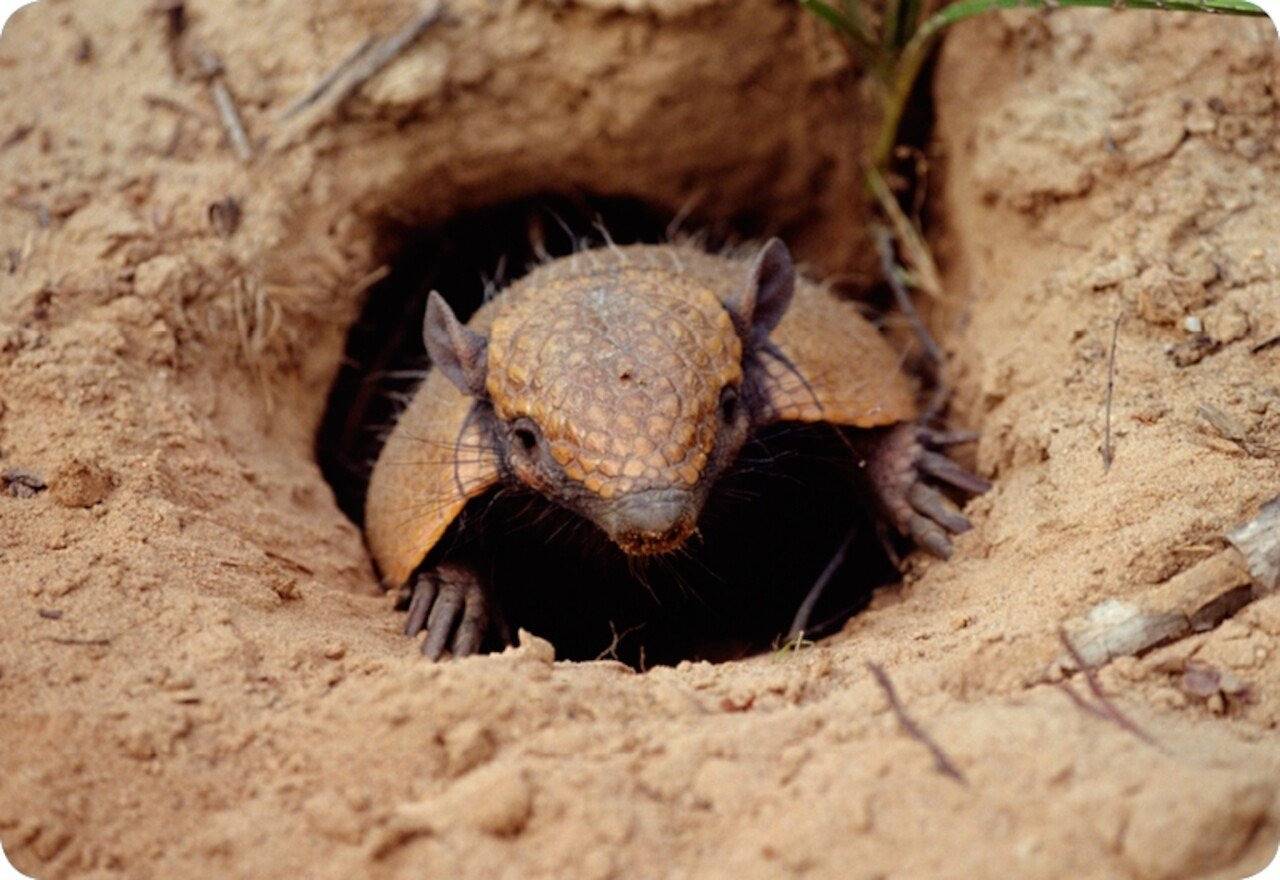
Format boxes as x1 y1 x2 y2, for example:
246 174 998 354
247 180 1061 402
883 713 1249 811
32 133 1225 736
50 458 113 508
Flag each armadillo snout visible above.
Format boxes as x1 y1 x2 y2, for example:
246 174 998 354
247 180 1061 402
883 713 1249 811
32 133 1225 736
601 489 698 556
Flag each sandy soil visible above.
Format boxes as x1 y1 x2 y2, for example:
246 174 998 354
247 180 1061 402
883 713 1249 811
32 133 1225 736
1 1 1278 878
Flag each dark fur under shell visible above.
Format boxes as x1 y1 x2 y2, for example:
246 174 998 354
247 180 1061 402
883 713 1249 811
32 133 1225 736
415 423 900 665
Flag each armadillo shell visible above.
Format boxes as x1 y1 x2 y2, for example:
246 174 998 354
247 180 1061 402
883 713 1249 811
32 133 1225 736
364 365 502 588
364 247 917 587
757 274 918 427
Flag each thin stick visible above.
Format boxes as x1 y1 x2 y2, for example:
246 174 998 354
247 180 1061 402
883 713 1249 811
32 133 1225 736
867 662 967 784
275 2 446 144
1251 333 1280 354
787 528 856 640
196 51 253 162
1058 629 1156 746
1055 680 1109 720
279 36 378 120
867 168 943 299
594 620 645 662
1101 313 1121 471
875 226 949 419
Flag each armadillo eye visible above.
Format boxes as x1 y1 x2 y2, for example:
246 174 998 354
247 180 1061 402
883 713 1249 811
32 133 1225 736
719 386 739 422
510 419 540 452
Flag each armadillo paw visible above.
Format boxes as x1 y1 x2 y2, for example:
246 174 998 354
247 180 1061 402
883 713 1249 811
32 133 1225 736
403 562 505 660
869 423 989 560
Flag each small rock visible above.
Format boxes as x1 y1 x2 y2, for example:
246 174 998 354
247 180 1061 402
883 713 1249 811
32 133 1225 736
208 197 242 238
1168 335 1220 367
51 458 113 508
1180 663 1222 698
2 468 46 498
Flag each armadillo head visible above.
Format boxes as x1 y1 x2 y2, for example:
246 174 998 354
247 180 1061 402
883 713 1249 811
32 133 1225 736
423 240 795 557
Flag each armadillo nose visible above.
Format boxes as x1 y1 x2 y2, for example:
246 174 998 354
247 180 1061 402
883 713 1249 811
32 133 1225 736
606 489 697 556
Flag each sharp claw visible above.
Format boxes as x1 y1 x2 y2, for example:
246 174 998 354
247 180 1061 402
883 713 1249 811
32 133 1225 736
909 483 971 534
452 590 488 657
453 620 482 657
423 588 463 660
920 428 979 447
404 577 436 637
909 513 953 560
919 450 992 495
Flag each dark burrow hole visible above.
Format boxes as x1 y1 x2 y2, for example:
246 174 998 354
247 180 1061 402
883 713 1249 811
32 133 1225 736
316 193 903 669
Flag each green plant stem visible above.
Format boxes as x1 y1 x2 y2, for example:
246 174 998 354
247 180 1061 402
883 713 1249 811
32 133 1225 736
868 0 1266 170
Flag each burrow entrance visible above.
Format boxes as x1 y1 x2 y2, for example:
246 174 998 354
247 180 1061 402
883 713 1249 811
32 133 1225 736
316 193 903 668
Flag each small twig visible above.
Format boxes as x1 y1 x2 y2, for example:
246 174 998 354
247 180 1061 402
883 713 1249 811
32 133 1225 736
787 528 856 640
1197 402 1274 458
43 636 112 647
196 50 253 162
874 226 948 419
152 0 188 75
1251 333 1280 354
867 662 967 784
1102 312 1122 471
594 620 645 662
867 167 943 299
279 36 378 120
1058 629 1156 746
275 2 446 144
143 92 213 122
1227 494 1280 593
773 632 816 656
1055 680 1109 720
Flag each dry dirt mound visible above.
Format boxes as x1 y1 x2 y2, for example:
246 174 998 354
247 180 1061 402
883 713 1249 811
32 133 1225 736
1 1 1278 878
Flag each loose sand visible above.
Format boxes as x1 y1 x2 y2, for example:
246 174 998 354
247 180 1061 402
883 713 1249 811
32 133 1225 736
1 2 1278 878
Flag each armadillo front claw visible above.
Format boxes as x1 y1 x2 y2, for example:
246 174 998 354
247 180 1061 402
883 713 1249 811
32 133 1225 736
909 483 971 534
867 422 989 561
907 427 989 559
908 512 955 560
403 563 499 660
918 449 992 496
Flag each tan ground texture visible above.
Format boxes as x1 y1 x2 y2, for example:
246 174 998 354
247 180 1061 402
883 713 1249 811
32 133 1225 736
1 1 1279 877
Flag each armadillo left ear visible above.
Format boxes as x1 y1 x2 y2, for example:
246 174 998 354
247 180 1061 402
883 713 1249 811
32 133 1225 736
423 291 488 398
726 238 796 340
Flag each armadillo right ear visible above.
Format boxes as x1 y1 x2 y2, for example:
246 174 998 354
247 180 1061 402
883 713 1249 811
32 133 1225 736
423 291 488 398
725 238 796 342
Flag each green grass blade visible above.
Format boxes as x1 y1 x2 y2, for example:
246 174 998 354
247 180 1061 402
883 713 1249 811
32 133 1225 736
913 0 1265 44
801 0 878 53
867 0 1266 169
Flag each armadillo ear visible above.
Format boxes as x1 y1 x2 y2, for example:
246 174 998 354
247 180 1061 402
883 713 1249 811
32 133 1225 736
726 238 796 340
423 291 488 398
